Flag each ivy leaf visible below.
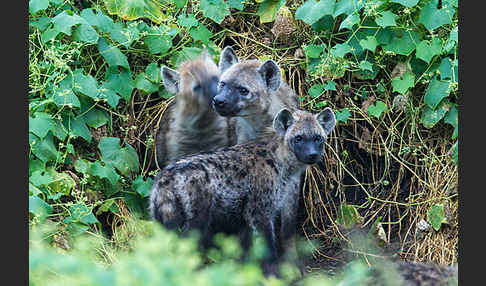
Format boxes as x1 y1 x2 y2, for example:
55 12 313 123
359 60 373 72
383 29 421 56
359 35 378 52
444 104 458 139
257 0 287 23
90 161 120 185
144 25 173 55
29 195 53 222
51 11 85 36
98 37 130 69
228 0 244 10
336 203 360 227
102 0 166 24
391 71 415 94
104 66 134 101
64 203 100 226
110 22 140 48
451 140 458 164
419 0 455 31
420 99 450 129
51 75 81 108
135 73 159 94
375 11 397 27
200 0 230 24
189 24 212 44
73 69 100 100
444 26 458 54
132 176 153 197
100 82 121 108
438 57 456 81
295 0 335 25
390 0 418 7
72 23 100 44
177 13 199 28
427 203 447 231
31 133 58 163
80 8 115 34
29 0 50 14
339 12 360 31
99 137 140 177
308 84 324 98
415 38 442 64
333 0 365 17
304 44 324 58
62 113 92 143
29 113 55 139
324 80 337 91
367 101 387 118
145 62 160 83
424 78 450 109
336 108 351 123
330 43 352 58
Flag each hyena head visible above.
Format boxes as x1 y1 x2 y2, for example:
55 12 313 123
161 49 220 109
212 46 282 117
273 108 336 164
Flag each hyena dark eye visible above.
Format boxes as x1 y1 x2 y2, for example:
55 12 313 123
219 81 226 88
193 84 201 92
313 135 323 143
239 87 249 96
294 135 303 143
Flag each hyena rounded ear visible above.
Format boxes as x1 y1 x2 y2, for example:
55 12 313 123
316 107 336 135
219 46 239 73
161 66 180 94
273 108 295 136
257 60 282 92
201 48 216 66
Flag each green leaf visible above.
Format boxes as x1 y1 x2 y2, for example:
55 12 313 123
173 0 187 9
420 99 450 129
424 78 450 109
444 26 458 54
200 0 230 24
359 60 373 72
304 44 324 58
390 0 418 7
30 16 52 31
451 140 458 164
135 73 159 94
444 104 458 139
339 12 360 31
104 66 134 101
99 137 140 177
177 13 199 28
51 11 85 36
73 69 100 100
415 38 442 64
333 0 364 17
324 80 336 91
45 169 76 195
335 108 351 123
100 82 121 108
228 0 244 10
80 8 115 34
98 38 130 69
367 101 386 118
29 113 55 139
51 75 81 108
30 169 54 188
132 176 153 197
145 62 160 83
359 35 378 52
89 161 120 185
438 57 457 82
391 71 415 94
257 0 286 23
383 29 421 56
29 195 53 221
189 24 212 44
31 133 58 163
82 108 109 129
171 47 203 67
308 84 324 98
419 0 455 31
144 26 173 55
29 0 50 14
427 204 447 231
64 203 100 226
110 22 140 48
295 0 335 25
336 203 360 227
330 43 352 58
103 0 166 24
41 27 62 43
72 23 100 44
375 11 396 27
74 158 91 174
63 113 92 143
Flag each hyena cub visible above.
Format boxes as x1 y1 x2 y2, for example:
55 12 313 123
150 107 336 276
154 50 234 168
212 46 300 144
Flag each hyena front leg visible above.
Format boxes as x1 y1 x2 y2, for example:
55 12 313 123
259 219 281 277
238 227 252 263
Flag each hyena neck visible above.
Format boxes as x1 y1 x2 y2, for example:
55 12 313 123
174 99 221 132
271 139 307 179
237 109 274 143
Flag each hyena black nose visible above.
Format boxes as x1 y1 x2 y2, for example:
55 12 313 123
213 97 226 108
307 153 319 162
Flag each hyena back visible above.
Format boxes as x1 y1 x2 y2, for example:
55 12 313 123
150 107 336 277
212 46 299 144
154 50 235 168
